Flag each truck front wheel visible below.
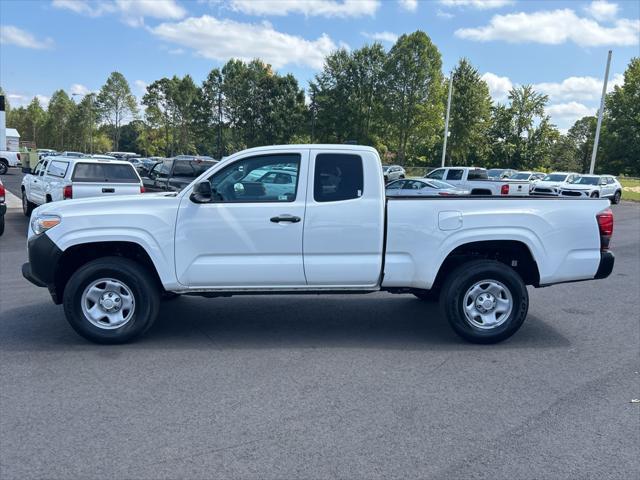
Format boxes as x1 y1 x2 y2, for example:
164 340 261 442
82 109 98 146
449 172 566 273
63 257 160 344
440 260 528 344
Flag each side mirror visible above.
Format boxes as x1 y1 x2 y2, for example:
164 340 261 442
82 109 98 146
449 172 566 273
190 181 212 204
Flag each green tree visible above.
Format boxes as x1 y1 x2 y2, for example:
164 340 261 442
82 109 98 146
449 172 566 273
43 90 74 150
447 58 492 166
383 31 444 164
96 72 138 150
601 57 640 175
24 97 47 144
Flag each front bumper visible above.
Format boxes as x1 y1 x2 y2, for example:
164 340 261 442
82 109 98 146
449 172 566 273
22 232 64 303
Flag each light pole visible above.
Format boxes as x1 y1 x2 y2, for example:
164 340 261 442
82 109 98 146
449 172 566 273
589 50 612 175
72 92 94 154
441 74 453 168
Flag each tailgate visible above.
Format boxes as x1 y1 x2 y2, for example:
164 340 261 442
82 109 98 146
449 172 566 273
506 181 530 196
72 182 141 199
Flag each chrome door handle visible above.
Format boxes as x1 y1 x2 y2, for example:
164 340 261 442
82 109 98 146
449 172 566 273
270 215 301 223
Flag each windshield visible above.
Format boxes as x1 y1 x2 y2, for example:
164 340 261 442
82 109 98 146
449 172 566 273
571 176 599 185
511 173 531 180
543 174 568 182
382 166 390 172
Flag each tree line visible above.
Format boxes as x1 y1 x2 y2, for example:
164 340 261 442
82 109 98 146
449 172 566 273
3 31 638 175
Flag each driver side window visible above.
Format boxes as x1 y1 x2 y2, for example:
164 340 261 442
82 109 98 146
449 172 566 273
207 154 301 203
427 169 444 180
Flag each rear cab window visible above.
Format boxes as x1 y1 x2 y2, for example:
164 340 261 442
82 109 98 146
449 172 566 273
72 163 140 183
314 153 363 202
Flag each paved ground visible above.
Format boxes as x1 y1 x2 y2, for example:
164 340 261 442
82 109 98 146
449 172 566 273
1 169 639 479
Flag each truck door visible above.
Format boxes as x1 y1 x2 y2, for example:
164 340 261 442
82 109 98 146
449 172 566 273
174 150 309 288
444 168 465 188
30 160 48 204
303 149 384 287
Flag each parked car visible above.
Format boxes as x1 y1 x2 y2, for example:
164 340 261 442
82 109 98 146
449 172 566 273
58 151 86 158
425 167 530 195
487 168 517 180
21 156 144 215
386 178 469 196
0 177 5 235
560 175 622 203
106 152 140 161
142 157 218 192
510 171 546 183
0 150 21 175
175 155 216 162
37 149 57 160
22 144 614 345
530 172 581 196
382 165 405 183
91 154 117 160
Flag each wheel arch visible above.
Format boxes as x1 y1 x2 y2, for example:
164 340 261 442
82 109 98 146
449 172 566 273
431 240 541 291
54 241 166 304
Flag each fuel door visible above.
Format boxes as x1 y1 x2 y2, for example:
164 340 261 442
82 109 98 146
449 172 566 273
438 210 463 231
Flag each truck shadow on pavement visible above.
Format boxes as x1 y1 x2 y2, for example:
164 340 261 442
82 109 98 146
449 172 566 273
0 294 570 351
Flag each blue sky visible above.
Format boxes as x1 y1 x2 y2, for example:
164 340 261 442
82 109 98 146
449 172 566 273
1 0 639 131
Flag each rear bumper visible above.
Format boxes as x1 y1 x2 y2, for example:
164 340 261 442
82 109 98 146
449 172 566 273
594 251 615 279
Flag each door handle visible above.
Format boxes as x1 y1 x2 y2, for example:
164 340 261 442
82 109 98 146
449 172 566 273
102 188 115 193
270 215 301 223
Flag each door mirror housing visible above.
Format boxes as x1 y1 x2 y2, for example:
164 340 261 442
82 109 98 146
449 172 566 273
190 181 212 203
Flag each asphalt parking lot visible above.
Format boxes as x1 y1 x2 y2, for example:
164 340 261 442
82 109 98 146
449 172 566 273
1 169 639 480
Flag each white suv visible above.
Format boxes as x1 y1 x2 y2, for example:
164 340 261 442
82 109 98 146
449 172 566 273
21 156 144 216
560 175 622 203
530 172 581 196
382 165 405 183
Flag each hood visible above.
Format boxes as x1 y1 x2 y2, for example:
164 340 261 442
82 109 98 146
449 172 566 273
34 191 178 216
534 180 565 189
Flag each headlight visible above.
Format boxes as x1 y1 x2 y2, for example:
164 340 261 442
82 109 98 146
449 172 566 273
31 214 61 235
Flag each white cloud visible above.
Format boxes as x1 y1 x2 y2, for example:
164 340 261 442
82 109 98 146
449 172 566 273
6 93 50 108
436 9 454 19
398 0 418 12
134 80 148 93
52 0 186 25
0 25 54 49
585 0 618 22
36 95 51 107
229 0 379 18
439 0 513 9
150 15 337 69
456 8 640 46
546 101 595 126
70 83 92 96
481 72 512 101
361 31 398 43
534 73 624 102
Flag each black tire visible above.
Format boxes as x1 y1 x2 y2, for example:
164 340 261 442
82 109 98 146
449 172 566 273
413 289 439 302
590 191 599 198
0 214 4 236
399 175 405 179
440 260 528 344
612 190 621 204
22 190 35 217
0 160 8 175
63 257 160 344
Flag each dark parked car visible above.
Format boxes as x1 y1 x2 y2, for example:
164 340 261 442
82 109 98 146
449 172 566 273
142 158 218 192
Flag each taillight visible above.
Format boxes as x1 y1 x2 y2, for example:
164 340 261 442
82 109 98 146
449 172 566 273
63 185 73 199
0 184 5 202
438 192 453 196
17 153 21 161
596 208 613 250
140 185 145 193
501 184 510 195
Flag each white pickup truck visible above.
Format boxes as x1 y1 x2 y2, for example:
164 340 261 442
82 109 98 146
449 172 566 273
22 145 615 345
425 166 530 196
0 150 21 175
21 156 144 216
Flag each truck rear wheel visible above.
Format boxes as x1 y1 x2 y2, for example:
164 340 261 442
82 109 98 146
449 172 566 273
22 190 35 216
440 260 528 344
63 257 160 344
0 160 8 175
